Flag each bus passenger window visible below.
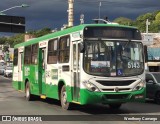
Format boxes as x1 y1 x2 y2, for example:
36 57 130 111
13 49 18 66
59 36 70 63
31 44 38 64
48 39 58 64
24 46 31 65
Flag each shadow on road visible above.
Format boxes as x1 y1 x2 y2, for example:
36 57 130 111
1 76 160 115
39 98 160 115
0 76 12 83
145 99 158 105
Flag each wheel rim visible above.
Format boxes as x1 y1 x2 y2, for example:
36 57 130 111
62 90 67 105
26 86 29 98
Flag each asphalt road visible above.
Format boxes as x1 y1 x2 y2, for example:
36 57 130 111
0 75 160 123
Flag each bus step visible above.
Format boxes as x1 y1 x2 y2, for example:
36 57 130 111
40 95 46 99
72 101 81 104
18 90 23 92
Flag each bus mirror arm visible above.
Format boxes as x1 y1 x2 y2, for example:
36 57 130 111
80 42 85 53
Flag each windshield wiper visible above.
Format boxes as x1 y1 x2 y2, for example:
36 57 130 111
124 39 131 49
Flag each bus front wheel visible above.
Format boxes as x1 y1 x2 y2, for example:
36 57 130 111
60 85 71 110
25 82 34 101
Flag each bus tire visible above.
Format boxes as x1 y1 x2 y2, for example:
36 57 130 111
155 91 160 104
25 82 34 101
60 85 71 110
109 104 122 109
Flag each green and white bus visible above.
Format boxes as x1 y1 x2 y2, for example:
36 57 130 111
12 22 145 109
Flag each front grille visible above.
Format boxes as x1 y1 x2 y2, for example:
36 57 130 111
97 80 135 86
102 88 131 92
102 89 114 91
104 94 129 99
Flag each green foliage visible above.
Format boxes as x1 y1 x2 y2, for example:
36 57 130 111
0 28 51 47
132 11 160 32
150 12 160 32
149 21 160 33
134 13 154 32
9 34 25 47
0 37 7 45
113 17 133 26
28 28 51 37
153 10 160 19
113 11 160 33
136 13 155 23
155 12 160 22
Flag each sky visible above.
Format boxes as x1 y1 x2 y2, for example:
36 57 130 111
0 0 160 34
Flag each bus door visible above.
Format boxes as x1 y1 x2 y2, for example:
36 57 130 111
39 48 46 95
72 42 80 101
18 52 23 90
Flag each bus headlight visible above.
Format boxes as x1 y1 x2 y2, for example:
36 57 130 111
133 81 145 91
83 81 100 92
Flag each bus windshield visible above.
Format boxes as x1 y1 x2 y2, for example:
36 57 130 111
83 40 144 77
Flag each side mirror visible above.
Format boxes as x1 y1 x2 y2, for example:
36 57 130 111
144 45 148 62
80 42 85 53
147 79 155 84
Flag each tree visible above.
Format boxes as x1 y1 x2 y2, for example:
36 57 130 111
113 17 133 25
8 34 25 47
135 12 158 32
0 37 7 45
151 12 160 32
153 10 160 19
155 12 160 22
150 21 159 33
30 28 52 37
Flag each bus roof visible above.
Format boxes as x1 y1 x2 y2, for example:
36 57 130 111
14 24 138 49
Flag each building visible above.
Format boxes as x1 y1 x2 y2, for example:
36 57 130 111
144 33 160 72
0 50 4 60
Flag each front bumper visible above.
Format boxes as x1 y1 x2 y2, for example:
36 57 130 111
80 88 146 105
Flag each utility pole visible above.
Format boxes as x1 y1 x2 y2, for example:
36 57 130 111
80 14 84 24
99 1 101 19
146 19 150 34
68 0 74 27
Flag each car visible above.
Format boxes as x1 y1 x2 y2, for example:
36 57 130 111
146 72 160 104
3 66 13 77
0 62 5 75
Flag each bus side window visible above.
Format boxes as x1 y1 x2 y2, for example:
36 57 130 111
59 36 70 63
31 44 38 65
24 46 31 65
48 39 58 64
13 49 18 66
